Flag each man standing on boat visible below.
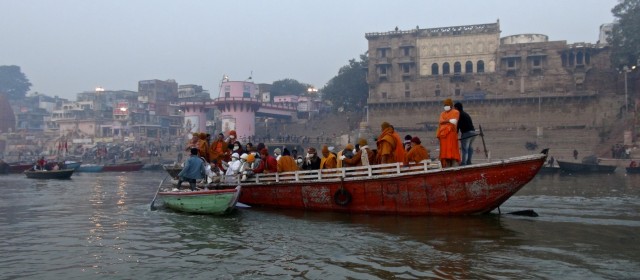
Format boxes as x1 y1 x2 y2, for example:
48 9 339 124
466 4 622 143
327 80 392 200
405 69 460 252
454 102 476 166
177 148 205 191
437 99 461 167
376 122 397 164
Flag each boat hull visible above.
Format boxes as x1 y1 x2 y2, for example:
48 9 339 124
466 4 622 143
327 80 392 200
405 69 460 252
158 186 241 214
9 163 32 174
64 161 82 170
102 163 144 172
230 152 547 216
557 160 617 173
626 166 640 174
24 169 75 179
76 164 104 172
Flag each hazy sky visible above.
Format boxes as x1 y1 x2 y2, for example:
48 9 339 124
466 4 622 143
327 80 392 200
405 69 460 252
2 0 618 100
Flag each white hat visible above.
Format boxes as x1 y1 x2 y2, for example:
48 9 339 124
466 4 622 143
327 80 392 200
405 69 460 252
274 148 281 155
232 153 240 159
240 153 249 160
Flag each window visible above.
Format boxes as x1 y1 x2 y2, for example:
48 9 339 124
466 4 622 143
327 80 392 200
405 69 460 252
435 89 441 96
465 61 473 73
533 57 541 67
507 59 515 68
477 60 485 73
382 92 388 99
403 47 411 56
443 63 450 75
454 62 462 74
380 65 389 75
431 63 439 75
455 89 461 96
405 91 411 98
402 64 410 73
225 92 231 98
379 48 388 58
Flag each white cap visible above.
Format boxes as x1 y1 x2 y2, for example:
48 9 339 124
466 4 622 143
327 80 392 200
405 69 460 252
240 153 249 160
232 153 240 159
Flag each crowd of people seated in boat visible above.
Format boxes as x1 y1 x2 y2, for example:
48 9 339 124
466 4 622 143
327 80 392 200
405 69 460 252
30 157 67 171
181 124 434 185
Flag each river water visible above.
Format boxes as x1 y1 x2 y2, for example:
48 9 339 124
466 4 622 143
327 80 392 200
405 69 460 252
0 170 639 279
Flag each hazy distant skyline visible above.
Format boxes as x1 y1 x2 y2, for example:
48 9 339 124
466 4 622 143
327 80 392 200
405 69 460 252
2 0 618 100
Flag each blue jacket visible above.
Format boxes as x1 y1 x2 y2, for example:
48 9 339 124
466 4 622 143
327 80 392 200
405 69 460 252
178 155 205 180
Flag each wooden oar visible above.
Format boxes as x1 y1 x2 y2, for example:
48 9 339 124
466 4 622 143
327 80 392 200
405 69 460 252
150 175 170 211
479 125 488 158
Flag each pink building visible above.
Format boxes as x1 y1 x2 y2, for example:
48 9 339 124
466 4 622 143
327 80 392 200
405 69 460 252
214 81 261 139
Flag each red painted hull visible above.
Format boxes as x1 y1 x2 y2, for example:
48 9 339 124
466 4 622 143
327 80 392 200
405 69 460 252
102 163 144 172
234 152 546 216
9 164 32 174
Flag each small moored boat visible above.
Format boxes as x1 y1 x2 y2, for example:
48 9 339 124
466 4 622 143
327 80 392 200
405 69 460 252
76 164 104 172
24 168 75 179
8 163 33 174
626 166 640 174
556 160 617 174
157 186 241 215
102 161 144 172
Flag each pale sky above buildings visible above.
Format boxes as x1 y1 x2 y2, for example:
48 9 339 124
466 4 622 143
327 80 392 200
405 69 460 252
2 0 618 100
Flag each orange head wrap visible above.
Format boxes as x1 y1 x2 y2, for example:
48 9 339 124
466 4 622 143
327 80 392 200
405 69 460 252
444 98 453 106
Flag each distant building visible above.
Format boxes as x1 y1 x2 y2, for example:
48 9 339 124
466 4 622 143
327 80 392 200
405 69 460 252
364 21 616 130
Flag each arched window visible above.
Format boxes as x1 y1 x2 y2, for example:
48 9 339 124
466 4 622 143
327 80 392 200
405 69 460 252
585 52 591 64
477 60 485 73
465 61 473 73
576 51 584 65
443 62 450 75
431 63 439 75
569 52 575 66
454 62 462 74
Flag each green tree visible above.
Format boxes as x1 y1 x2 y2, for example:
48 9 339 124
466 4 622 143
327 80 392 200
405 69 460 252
270 78 310 98
0 65 32 100
321 54 368 111
609 0 640 68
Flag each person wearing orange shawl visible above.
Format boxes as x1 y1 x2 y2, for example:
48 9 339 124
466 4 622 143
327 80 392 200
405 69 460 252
319 145 337 170
277 148 299 172
208 133 228 161
437 98 461 167
403 136 430 166
196 132 209 161
376 122 397 164
391 125 406 163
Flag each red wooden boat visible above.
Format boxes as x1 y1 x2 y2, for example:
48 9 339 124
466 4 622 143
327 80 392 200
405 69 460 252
102 161 144 172
8 163 33 174
211 150 548 216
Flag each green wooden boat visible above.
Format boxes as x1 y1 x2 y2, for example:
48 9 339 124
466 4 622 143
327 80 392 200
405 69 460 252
157 186 241 215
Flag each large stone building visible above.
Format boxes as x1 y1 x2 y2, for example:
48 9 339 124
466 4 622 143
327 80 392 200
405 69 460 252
365 21 628 159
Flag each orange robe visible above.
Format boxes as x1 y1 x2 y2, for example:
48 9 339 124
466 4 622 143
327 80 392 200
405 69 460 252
403 144 430 165
208 139 228 161
320 153 337 169
392 131 405 163
277 156 299 172
376 127 396 164
437 109 461 163
196 139 209 161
